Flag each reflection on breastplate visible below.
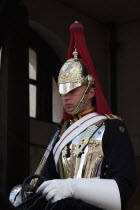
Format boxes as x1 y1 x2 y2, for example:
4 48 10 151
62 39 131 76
58 124 105 179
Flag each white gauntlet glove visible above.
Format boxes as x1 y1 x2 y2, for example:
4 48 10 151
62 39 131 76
37 178 121 210
37 179 74 203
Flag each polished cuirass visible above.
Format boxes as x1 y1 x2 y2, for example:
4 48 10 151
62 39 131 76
58 122 106 179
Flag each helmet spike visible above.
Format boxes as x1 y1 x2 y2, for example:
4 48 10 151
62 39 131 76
72 47 78 59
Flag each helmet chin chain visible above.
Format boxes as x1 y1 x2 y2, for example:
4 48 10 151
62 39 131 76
65 79 93 116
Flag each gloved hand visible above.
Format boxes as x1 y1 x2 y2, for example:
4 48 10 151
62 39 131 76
36 179 73 203
37 178 121 210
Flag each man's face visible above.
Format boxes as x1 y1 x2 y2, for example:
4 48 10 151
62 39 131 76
61 85 95 113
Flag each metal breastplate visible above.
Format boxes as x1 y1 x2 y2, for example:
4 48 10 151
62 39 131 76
58 124 105 178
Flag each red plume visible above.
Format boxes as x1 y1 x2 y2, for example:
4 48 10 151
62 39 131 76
63 22 111 120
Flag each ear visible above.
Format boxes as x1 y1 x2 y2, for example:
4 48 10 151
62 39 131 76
89 87 95 99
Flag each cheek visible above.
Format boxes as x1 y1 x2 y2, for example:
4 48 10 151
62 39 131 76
75 94 83 104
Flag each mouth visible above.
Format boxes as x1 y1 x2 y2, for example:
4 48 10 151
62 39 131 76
64 104 74 109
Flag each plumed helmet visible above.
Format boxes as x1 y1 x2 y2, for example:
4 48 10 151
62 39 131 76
60 21 111 120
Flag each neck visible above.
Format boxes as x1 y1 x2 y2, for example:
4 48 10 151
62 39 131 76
71 106 95 123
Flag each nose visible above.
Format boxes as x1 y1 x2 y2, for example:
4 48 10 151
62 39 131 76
61 93 70 100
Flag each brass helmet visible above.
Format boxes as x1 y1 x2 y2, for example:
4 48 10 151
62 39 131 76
58 48 94 115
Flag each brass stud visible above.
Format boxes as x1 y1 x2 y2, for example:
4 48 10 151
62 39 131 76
99 155 102 158
119 126 125 133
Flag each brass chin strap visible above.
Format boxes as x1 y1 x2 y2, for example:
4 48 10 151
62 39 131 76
65 76 94 115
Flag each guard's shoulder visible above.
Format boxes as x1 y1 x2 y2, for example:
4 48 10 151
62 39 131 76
104 114 127 134
105 113 123 121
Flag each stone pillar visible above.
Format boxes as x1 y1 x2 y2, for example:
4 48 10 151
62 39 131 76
0 3 29 195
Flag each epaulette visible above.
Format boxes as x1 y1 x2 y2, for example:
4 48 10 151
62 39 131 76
105 114 123 121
